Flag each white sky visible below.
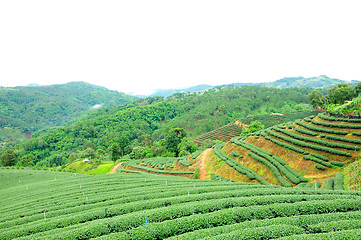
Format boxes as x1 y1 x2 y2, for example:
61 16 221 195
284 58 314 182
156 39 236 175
0 0 360 95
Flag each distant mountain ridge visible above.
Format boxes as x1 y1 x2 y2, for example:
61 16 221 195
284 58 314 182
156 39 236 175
145 75 359 97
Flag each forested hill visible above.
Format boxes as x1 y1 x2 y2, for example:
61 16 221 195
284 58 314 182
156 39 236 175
10 85 313 167
0 82 136 133
144 75 359 98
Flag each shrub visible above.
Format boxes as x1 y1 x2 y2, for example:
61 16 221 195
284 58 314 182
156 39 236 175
315 164 326 170
193 167 200 179
330 161 345 167
323 178 334 190
334 173 344 190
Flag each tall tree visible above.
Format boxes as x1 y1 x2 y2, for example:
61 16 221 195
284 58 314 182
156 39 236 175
0 149 18 166
328 84 355 104
164 128 187 156
308 90 324 109
118 135 130 158
110 143 121 163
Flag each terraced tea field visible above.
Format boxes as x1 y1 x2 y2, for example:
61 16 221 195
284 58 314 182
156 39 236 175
193 123 243 146
1 169 361 239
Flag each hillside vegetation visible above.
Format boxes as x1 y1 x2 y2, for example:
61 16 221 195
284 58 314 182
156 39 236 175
120 111 361 190
2 169 361 239
2 85 312 167
0 82 136 137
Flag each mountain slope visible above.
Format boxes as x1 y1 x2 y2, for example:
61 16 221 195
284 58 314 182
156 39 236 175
120 111 361 190
0 82 136 134
9 85 312 167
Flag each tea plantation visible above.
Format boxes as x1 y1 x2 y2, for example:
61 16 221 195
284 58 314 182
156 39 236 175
1 169 361 239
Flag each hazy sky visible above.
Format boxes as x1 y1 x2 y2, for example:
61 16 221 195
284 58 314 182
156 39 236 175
0 1 360 95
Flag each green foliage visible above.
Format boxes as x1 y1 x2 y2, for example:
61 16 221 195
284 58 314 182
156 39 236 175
177 156 192 167
210 173 233 182
191 150 203 159
231 151 243 158
164 128 187 156
231 137 306 184
241 120 265 136
310 153 329 162
193 167 200 179
295 127 319 136
6 85 314 167
19 154 35 167
295 119 348 135
315 164 326 170
123 161 193 175
0 149 18 166
274 127 359 151
323 178 334 190
0 82 136 134
327 83 355 104
334 173 344 190
303 155 332 168
311 119 361 129
110 143 121 162
129 146 147 160
308 90 324 109
238 111 319 129
213 144 269 185
2 169 361 239
319 112 361 123
330 161 345 167
178 138 197 157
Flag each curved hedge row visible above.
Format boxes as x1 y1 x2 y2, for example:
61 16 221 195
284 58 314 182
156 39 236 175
295 127 319 136
324 134 361 144
123 162 194 175
231 138 304 184
330 161 345 167
178 156 192 167
319 112 361 123
213 144 269 185
191 150 203 159
274 127 360 151
315 164 326 170
312 119 361 129
210 173 233 182
259 132 307 154
303 155 332 168
310 153 329 162
266 129 352 157
295 120 348 135
248 152 291 187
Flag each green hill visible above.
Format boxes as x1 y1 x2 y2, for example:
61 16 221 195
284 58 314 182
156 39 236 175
1 168 361 239
0 82 136 144
5 85 312 167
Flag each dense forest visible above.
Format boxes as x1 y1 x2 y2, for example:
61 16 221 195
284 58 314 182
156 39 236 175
0 82 136 133
1 85 313 167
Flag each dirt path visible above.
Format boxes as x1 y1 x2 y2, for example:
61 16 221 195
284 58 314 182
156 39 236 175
198 148 212 179
109 162 124 174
